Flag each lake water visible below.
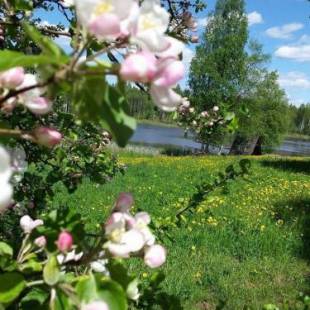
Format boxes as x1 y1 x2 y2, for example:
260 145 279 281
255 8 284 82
130 123 310 156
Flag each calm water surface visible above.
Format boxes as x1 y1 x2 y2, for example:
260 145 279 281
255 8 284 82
130 124 310 156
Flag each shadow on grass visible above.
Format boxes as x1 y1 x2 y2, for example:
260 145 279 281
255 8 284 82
260 158 310 175
273 197 310 262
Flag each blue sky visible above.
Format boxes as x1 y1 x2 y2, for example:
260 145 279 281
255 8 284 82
37 0 310 106
184 0 310 106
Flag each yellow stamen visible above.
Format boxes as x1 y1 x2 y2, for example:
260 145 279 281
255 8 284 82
94 2 113 16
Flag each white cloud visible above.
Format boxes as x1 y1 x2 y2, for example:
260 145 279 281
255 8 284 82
179 46 195 89
183 46 195 73
275 44 310 62
197 17 208 28
266 23 303 39
247 11 263 26
278 72 310 89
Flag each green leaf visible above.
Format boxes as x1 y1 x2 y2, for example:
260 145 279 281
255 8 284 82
21 287 49 308
107 260 135 291
20 260 43 274
76 274 127 310
0 242 13 257
72 76 136 147
0 50 65 71
23 23 67 59
43 256 60 286
0 273 26 304
51 288 74 310
12 0 33 10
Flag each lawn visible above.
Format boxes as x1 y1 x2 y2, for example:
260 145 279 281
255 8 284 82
53 153 310 309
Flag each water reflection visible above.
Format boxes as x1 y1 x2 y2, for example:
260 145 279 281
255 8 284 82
130 124 310 156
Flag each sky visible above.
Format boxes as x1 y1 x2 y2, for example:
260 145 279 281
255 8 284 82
37 0 310 107
183 0 310 107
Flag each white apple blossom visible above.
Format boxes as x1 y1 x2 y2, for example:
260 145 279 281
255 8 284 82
150 85 183 112
90 259 109 274
20 215 44 234
75 0 137 40
131 0 170 52
57 249 84 264
0 146 13 211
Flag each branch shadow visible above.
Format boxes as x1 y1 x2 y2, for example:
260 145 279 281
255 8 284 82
260 158 310 175
273 197 310 262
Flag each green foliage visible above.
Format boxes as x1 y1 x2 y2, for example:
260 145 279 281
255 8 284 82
189 0 248 109
58 153 310 309
236 71 290 148
0 50 66 71
0 273 26 305
72 77 136 147
289 104 310 136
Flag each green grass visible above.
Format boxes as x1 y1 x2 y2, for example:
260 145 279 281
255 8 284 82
54 154 310 309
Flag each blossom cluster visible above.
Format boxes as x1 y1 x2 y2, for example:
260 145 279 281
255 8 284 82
178 101 223 135
105 193 166 268
73 0 187 111
0 68 62 147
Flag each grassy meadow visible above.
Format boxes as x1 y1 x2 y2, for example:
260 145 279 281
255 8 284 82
53 153 310 309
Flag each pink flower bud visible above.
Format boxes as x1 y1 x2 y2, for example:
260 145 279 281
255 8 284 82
34 127 62 148
88 14 121 39
0 67 25 89
24 97 52 115
120 51 157 83
144 245 166 268
114 193 134 212
153 58 185 88
34 236 47 248
56 231 73 253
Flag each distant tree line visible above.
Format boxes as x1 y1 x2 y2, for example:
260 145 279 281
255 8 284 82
288 104 310 136
126 85 176 124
